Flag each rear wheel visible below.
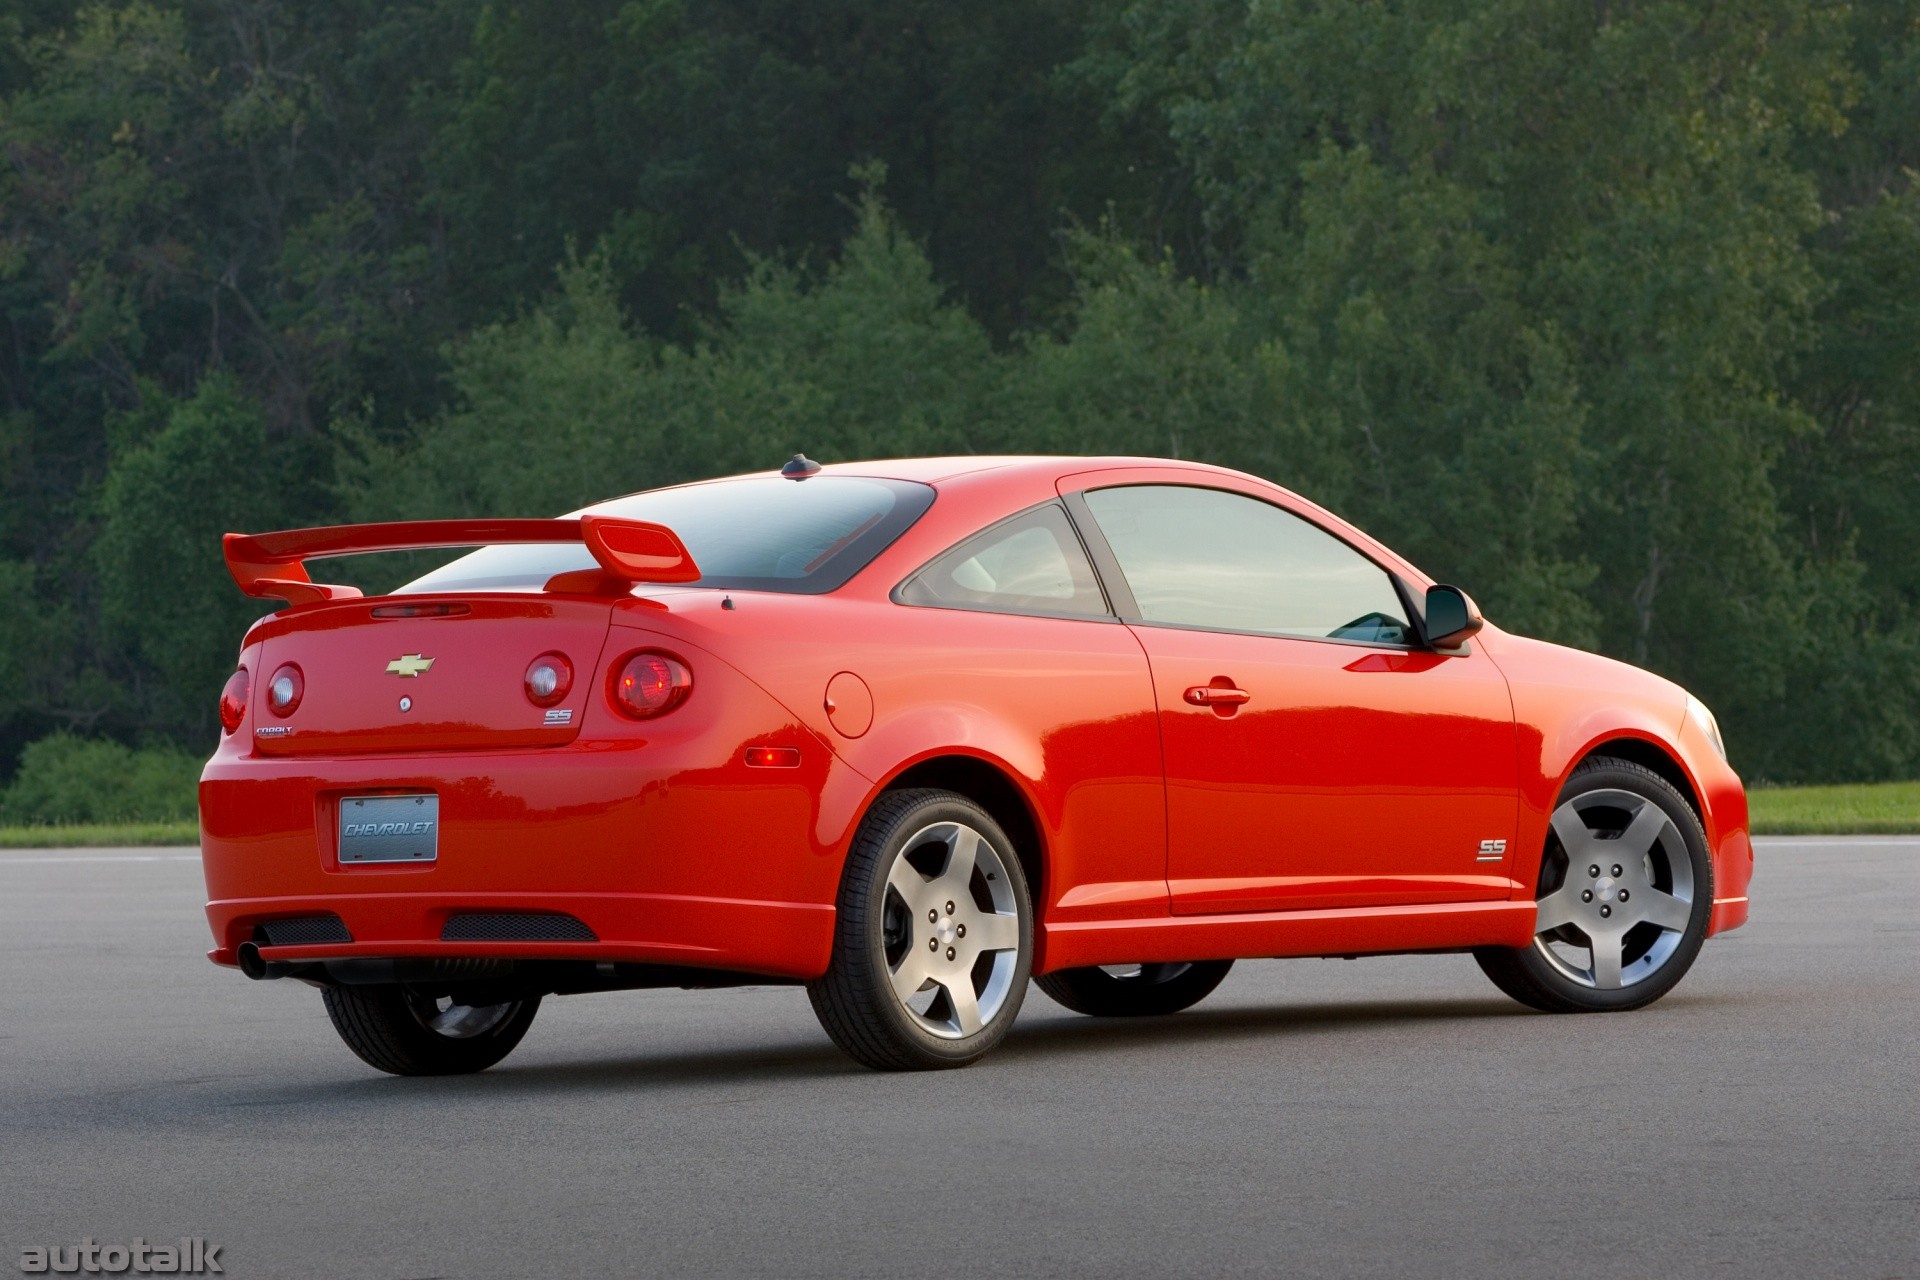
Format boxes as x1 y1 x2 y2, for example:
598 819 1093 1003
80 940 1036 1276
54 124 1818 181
1475 757 1712 1013
321 985 540 1076
1036 961 1233 1017
808 789 1032 1070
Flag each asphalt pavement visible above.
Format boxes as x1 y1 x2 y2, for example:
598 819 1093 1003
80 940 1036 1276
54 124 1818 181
1 838 1914 1279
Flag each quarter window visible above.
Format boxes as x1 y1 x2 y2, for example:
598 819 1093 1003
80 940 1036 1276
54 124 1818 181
899 503 1109 619
1082 485 1411 643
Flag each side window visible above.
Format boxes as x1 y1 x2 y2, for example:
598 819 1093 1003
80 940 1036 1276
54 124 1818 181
1082 485 1412 643
898 503 1110 619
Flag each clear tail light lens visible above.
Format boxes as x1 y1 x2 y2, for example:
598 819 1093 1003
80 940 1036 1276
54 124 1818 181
611 651 692 719
266 663 304 717
219 667 250 735
524 652 573 707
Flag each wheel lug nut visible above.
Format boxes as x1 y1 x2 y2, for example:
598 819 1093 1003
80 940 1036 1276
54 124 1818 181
1611 864 1623 877
945 901 955 914
1588 865 1601 878
946 947 956 961
928 909 938 923
1582 890 1593 903
956 924 966 938
1599 905 1612 918
1618 889 1629 901
928 938 938 952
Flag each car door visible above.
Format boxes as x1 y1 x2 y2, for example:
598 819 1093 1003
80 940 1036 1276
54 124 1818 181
1066 478 1519 914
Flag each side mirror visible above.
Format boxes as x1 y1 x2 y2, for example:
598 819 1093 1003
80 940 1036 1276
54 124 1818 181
1424 584 1483 650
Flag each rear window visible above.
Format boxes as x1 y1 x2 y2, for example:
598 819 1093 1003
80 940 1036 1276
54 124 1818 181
395 475 935 595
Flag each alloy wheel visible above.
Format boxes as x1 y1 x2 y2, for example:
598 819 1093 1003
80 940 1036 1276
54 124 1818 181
879 820 1023 1039
1532 788 1696 990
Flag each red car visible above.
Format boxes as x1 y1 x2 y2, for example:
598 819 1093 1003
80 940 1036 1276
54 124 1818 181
201 455 1751 1074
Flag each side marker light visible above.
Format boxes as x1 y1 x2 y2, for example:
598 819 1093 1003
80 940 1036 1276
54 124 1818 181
744 746 802 768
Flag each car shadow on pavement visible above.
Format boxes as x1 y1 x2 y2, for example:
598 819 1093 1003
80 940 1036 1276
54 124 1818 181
173 984 1758 1117
256 993 1538 1103
998 995 1532 1062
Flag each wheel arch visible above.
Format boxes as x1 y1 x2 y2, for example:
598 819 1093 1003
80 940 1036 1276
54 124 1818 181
875 752 1047 913
1572 734 1704 821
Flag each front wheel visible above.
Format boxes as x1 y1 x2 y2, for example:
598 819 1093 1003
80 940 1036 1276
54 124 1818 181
808 789 1033 1070
1475 757 1713 1013
322 985 541 1076
1036 960 1233 1017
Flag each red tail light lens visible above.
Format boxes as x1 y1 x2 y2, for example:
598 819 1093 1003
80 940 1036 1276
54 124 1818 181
524 652 573 707
612 651 692 719
219 667 250 735
266 663 304 717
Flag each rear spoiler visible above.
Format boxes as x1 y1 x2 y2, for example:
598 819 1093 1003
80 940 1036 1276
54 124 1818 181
222 516 700 607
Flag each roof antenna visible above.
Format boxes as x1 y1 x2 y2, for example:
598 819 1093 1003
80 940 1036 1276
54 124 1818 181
781 453 822 480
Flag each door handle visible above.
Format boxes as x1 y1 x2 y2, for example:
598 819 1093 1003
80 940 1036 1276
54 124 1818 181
1184 683 1251 707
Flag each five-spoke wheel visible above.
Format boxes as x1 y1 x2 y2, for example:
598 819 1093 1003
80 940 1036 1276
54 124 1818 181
1476 757 1712 1012
809 789 1032 1069
880 820 1024 1038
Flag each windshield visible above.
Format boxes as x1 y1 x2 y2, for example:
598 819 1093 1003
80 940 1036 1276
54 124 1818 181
396 475 935 595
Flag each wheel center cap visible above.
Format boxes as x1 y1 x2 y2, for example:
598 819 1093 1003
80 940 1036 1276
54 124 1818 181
1595 876 1619 902
935 919 957 946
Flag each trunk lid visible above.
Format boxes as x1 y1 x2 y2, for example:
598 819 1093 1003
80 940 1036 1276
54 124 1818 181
251 597 615 755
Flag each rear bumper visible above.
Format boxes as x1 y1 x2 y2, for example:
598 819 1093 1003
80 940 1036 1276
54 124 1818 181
200 728 865 981
207 890 833 979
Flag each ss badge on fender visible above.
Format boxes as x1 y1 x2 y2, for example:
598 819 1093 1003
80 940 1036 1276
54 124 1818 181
1475 839 1508 862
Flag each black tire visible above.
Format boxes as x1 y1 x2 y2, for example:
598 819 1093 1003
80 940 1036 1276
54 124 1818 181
321 985 540 1076
808 788 1033 1070
1475 756 1713 1013
1036 961 1234 1017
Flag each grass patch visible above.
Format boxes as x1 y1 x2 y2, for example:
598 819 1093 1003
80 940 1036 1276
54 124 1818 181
1748 781 1920 835
0 821 199 849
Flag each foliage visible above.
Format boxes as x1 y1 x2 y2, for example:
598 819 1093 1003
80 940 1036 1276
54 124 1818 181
1 0 1917 786
0 820 198 848
340 183 1005 529
0 732 200 823
94 376 318 735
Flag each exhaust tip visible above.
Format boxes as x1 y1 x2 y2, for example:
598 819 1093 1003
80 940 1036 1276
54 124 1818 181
237 940 269 980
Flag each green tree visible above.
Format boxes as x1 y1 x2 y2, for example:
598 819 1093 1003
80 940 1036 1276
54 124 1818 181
95 376 318 737
342 188 1003 543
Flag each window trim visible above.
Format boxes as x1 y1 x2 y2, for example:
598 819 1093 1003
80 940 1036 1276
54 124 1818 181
1060 482 1426 652
891 499 1121 624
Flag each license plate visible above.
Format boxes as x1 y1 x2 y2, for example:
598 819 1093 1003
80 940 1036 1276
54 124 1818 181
339 794 439 864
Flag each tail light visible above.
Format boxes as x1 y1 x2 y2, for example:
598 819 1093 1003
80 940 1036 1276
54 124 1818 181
611 651 692 719
219 667 250 735
266 663 304 717
524 652 573 707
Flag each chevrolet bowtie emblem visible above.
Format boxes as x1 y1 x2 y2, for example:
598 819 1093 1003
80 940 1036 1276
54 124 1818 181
385 654 435 678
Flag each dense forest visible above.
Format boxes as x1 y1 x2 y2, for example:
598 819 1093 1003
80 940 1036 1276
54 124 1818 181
2 0 1917 814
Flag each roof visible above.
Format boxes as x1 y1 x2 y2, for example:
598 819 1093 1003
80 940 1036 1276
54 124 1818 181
810 455 1239 485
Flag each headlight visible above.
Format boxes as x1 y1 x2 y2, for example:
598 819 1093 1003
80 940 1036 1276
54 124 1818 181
1686 695 1726 762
